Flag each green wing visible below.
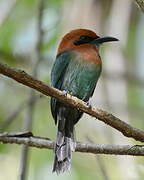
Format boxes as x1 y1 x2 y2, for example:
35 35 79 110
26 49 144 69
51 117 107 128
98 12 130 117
51 51 72 123
51 51 72 89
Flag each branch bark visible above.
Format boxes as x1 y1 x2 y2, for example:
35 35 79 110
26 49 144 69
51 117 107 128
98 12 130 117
0 62 144 142
0 132 144 156
135 0 144 12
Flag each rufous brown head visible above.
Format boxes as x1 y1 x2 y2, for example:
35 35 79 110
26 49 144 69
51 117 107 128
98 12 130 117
57 29 118 55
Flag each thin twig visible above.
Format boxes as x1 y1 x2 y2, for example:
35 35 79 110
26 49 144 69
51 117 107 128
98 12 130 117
0 132 144 156
0 0 18 27
0 62 144 142
19 1 45 179
87 137 110 180
0 101 27 131
0 96 42 131
19 93 36 180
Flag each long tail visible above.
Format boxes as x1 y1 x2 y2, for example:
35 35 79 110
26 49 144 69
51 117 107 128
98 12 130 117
52 130 75 174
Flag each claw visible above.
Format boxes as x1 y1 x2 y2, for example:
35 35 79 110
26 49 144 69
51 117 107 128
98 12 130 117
86 101 92 108
62 90 68 96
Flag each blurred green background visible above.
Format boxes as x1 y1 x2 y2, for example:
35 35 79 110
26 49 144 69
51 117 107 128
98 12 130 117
0 0 144 180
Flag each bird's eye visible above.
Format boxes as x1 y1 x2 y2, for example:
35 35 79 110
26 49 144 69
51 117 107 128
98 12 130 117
80 35 91 41
74 35 95 45
80 36 86 40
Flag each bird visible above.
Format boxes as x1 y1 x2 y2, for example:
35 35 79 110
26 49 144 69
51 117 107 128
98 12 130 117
50 29 118 174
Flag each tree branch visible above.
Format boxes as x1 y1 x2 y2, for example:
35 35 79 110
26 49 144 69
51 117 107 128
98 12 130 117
0 62 144 142
0 132 144 156
135 0 144 12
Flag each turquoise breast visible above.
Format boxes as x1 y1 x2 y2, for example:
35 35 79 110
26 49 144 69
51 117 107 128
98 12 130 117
62 53 102 101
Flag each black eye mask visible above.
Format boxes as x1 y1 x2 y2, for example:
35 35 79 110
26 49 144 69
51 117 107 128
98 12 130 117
74 35 98 45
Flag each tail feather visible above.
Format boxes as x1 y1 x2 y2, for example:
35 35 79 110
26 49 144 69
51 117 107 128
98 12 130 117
53 131 75 174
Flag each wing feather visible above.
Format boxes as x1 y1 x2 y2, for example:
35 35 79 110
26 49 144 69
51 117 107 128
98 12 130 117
51 51 72 124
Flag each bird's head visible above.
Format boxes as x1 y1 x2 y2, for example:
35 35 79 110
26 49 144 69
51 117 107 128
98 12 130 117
57 29 118 55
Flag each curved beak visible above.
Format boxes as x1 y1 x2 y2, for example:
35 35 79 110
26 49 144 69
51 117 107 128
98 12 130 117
91 36 119 45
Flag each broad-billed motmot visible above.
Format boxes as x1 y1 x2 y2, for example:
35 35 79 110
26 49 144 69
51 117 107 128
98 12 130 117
51 29 118 174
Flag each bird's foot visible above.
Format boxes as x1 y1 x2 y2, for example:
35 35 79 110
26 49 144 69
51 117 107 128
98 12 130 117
85 100 92 108
62 90 68 96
